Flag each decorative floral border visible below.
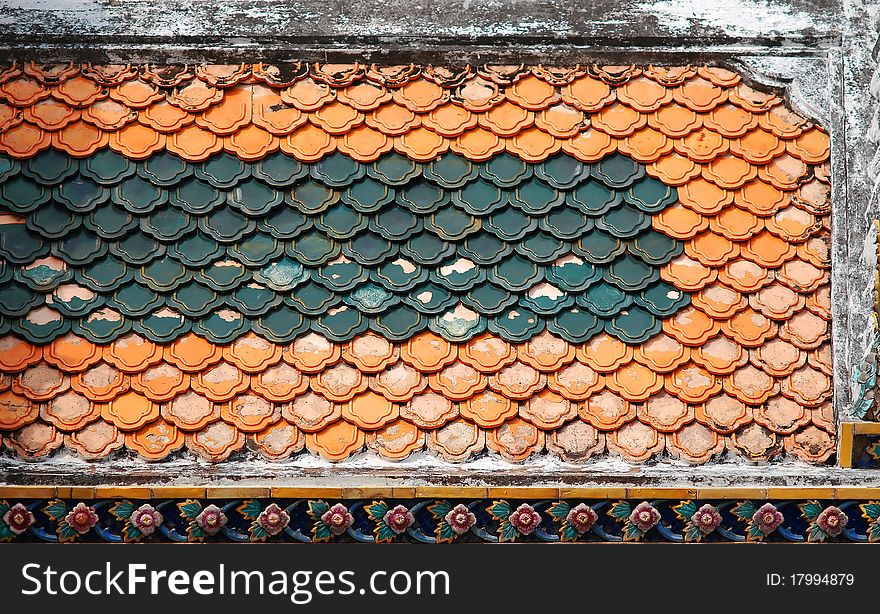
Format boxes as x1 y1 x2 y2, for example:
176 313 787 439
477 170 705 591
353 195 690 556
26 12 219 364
1 497 879 543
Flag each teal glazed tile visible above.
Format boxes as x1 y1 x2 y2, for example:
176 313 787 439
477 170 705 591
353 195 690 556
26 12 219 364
22 150 78 185
0 149 691 344
196 152 252 188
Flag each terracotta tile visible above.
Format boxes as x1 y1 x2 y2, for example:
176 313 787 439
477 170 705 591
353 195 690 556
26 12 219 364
250 419 304 460
44 333 100 372
81 64 139 87
168 79 223 112
280 77 335 111
0 336 41 372
720 308 777 347
535 103 588 138
101 390 159 430
13 364 68 400
195 64 252 88
427 418 485 462
458 334 515 373
673 76 727 111
648 103 701 138
305 419 364 461
341 391 398 430
618 126 672 161
561 75 615 112
735 179 789 216
488 362 545 400
654 209 708 245
70 363 128 402
225 125 280 161
546 419 605 461
393 79 448 112
750 338 806 377
109 79 164 108
65 419 124 459
3 421 63 458
167 124 222 161
810 399 833 431
0 76 49 106
478 100 534 136
394 126 448 161
666 364 722 403
787 127 829 164
607 362 663 401
749 283 805 319
755 395 809 434
663 306 721 346
223 333 283 373
250 362 309 402
725 364 778 404
806 285 831 319
187 420 245 461
709 206 763 241
338 125 392 161
632 333 690 373
560 128 617 162
691 334 747 374
579 389 635 430
695 393 752 434
515 330 574 371
741 230 796 268
460 389 516 428
417 104 473 138
576 333 633 372
23 98 79 130
519 389 576 429
284 332 341 373
455 77 504 112
728 83 781 113
486 417 543 461
131 363 189 402
691 284 747 319
369 361 425 403
758 105 810 138
366 102 420 136
704 103 758 137
366 419 424 460
311 100 364 135
507 74 558 110
336 82 392 111
795 235 830 268
702 153 757 189
776 259 827 293
607 420 664 461
312 362 367 402
450 126 505 161
282 390 341 432
400 332 456 372
792 178 831 215
783 426 834 463
616 76 673 111
109 122 165 159
141 64 193 87
53 75 105 107
591 103 646 137
0 101 22 132
647 152 701 185
82 98 136 130
757 154 809 189
221 393 280 432
52 120 109 157
191 361 249 402
281 123 336 161
730 127 785 164
674 127 729 163
808 342 833 377
547 361 604 400
666 422 724 464
23 62 80 84
507 127 561 162
252 85 307 134
729 423 781 462
342 333 397 373
644 65 696 86
428 361 486 400
677 177 732 215
164 333 222 372
126 419 185 460
780 365 832 407
479 65 529 86
0 389 37 430
399 391 457 429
